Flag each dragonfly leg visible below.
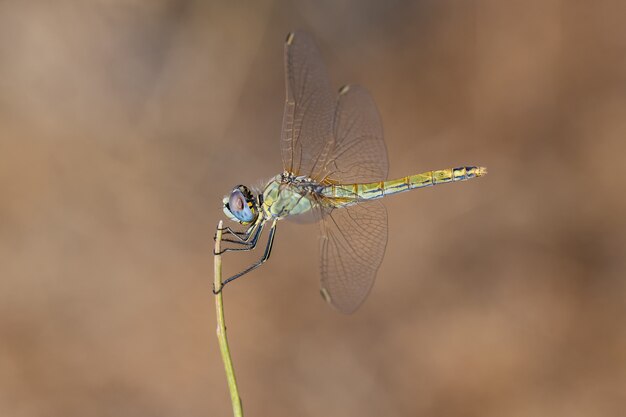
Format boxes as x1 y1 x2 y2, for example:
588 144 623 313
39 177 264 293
217 227 247 235
214 221 265 255
214 218 264 249
215 224 256 243
213 219 277 294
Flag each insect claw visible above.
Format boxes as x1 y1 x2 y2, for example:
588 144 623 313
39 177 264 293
212 284 223 295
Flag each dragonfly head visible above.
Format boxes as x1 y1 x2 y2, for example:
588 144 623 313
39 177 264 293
223 185 259 225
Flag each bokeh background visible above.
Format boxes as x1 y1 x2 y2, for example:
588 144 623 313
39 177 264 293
1 1 625 416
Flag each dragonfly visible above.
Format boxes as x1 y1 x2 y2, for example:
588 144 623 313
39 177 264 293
215 31 486 313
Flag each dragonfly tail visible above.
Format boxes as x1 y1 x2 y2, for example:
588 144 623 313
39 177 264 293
321 166 487 201
405 165 487 190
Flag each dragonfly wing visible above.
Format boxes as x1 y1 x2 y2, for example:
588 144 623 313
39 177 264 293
281 31 335 177
323 84 389 183
316 85 390 313
319 200 388 314
280 33 390 312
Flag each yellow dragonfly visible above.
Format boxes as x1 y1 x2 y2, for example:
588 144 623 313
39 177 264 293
216 31 486 313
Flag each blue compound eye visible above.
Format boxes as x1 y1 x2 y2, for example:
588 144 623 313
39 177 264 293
228 188 256 223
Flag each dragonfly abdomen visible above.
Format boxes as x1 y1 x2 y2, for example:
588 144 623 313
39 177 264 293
322 166 487 202
404 165 487 191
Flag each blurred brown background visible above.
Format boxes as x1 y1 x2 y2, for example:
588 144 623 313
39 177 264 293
1 1 625 416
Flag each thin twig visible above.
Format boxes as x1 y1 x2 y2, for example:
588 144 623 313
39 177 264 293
214 220 243 417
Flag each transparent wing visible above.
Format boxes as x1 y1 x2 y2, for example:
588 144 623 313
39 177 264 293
280 33 388 183
317 84 390 313
319 200 388 314
280 32 390 313
281 31 335 176
321 84 389 183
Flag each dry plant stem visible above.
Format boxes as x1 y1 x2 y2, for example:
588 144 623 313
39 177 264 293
214 220 244 417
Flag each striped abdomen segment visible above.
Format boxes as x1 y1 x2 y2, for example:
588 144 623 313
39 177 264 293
321 166 487 201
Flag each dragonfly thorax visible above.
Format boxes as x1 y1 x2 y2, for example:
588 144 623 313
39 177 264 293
262 173 319 219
